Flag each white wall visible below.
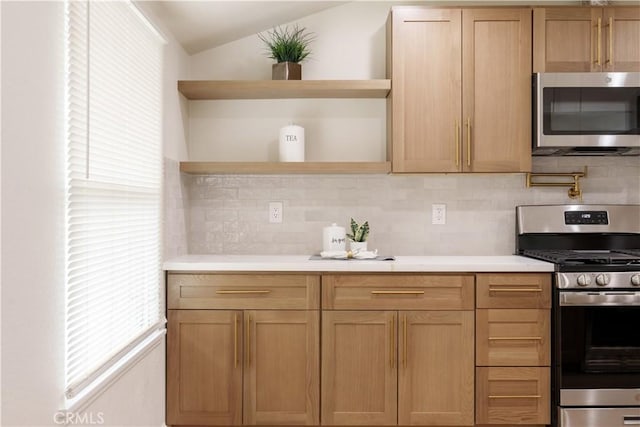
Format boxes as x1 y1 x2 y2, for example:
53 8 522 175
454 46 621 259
1 2 188 425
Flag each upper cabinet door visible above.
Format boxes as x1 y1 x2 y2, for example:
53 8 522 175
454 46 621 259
389 8 462 173
534 7 640 72
462 8 532 172
604 7 640 71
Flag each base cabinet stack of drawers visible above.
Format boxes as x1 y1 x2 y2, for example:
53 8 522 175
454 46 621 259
167 272 552 427
475 273 552 426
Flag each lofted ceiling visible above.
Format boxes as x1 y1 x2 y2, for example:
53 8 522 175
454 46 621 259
140 1 349 55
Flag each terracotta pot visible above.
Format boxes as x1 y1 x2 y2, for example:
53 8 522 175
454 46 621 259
272 62 302 80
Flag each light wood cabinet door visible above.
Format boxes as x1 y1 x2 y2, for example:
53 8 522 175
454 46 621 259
321 311 397 425
243 310 319 425
476 309 550 367
461 8 532 173
389 7 462 173
476 366 551 425
604 7 640 71
398 311 475 426
167 310 242 426
534 7 640 72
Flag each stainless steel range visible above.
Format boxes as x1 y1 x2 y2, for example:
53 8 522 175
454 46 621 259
516 204 640 427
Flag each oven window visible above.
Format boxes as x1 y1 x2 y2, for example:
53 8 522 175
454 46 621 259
543 87 640 135
560 305 640 389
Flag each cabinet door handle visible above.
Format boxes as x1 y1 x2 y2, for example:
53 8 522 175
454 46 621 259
488 336 542 341
606 16 613 66
371 290 425 295
466 118 471 167
390 316 395 369
488 287 542 293
246 315 252 366
234 314 239 368
402 315 408 369
216 290 271 294
595 17 602 66
455 120 460 167
489 395 541 399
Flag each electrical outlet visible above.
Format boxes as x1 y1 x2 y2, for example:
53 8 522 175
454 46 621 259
432 204 446 225
269 202 283 223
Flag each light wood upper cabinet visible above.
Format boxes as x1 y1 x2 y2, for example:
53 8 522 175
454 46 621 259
167 310 243 426
388 7 532 173
534 7 640 72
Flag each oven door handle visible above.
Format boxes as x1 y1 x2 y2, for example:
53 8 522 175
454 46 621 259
560 291 640 306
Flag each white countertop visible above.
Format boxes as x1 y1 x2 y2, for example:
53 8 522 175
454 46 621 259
163 255 555 273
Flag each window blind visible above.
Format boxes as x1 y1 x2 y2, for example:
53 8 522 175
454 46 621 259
64 0 164 401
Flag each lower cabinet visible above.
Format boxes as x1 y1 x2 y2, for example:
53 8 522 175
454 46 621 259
166 273 320 426
321 274 476 426
322 310 475 426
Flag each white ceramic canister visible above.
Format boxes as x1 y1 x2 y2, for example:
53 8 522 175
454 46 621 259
322 223 346 252
279 124 305 162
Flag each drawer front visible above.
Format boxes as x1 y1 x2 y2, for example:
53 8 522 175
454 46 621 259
167 273 320 309
476 309 550 367
476 273 551 309
476 366 550 425
322 274 475 310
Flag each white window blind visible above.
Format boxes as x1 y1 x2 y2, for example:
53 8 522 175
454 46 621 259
64 0 164 402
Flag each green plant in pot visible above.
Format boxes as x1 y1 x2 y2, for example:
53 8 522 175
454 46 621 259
258 24 314 80
346 218 369 253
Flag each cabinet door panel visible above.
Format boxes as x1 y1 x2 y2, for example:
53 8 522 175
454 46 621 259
167 310 242 426
321 311 397 425
390 7 462 173
605 7 640 71
398 311 475 426
243 310 319 425
462 8 532 172
533 8 600 72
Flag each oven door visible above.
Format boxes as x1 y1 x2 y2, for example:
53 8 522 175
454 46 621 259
558 290 640 406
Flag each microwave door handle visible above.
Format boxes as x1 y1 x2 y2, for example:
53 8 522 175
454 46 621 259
560 292 640 306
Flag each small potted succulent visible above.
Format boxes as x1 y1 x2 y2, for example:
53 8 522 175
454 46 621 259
346 218 369 253
258 24 314 80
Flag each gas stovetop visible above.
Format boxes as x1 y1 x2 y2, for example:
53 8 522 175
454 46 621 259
522 249 640 267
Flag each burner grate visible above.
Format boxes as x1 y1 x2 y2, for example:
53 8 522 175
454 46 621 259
522 249 640 266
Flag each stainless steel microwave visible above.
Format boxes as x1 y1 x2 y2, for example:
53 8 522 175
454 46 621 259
533 72 640 156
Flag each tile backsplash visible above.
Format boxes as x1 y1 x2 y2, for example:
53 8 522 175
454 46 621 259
164 157 639 258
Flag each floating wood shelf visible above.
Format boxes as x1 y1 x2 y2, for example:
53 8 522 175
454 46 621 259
180 161 392 175
177 80 391 100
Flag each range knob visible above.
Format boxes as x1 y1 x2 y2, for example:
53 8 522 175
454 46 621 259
631 274 640 287
595 274 610 286
576 274 592 287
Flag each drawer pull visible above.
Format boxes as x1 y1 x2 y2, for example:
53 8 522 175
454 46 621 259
488 336 542 341
216 290 272 294
489 395 541 399
371 290 425 295
488 287 542 293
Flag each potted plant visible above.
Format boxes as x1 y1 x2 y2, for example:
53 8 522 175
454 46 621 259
346 218 369 252
258 24 314 80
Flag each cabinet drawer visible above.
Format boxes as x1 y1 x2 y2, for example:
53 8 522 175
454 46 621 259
476 273 551 309
322 274 474 310
476 309 550 367
476 366 550 425
167 273 320 309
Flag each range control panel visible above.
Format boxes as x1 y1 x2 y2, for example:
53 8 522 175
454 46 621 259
564 210 609 225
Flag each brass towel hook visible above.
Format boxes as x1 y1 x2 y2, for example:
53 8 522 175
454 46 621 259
526 166 588 201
